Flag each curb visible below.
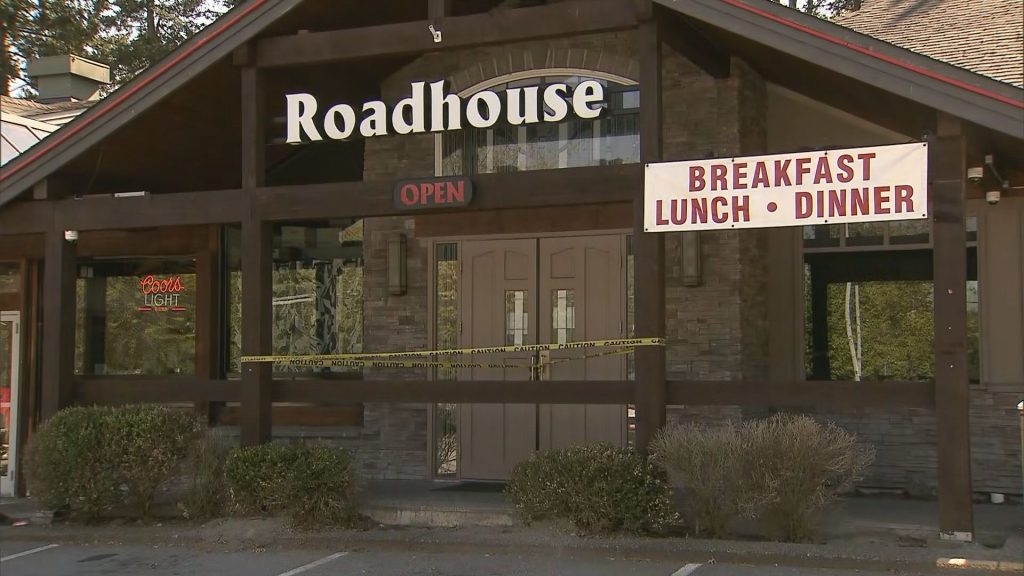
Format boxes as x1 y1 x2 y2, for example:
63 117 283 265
937 557 1024 573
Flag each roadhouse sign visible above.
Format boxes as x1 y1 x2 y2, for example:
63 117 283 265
644 142 928 232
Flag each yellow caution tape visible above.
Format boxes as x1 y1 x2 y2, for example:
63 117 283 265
276 358 530 370
240 337 664 364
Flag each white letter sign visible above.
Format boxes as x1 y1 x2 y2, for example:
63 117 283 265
643 142 928 232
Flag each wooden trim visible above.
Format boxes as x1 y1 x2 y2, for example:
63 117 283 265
930 120 974 536
667 380 935 409
272 379 635 404
254 0 642 68
40 231 76 419
633 13 666 453
75 378 241 404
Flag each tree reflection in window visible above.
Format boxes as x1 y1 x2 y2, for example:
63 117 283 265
440 74 639 176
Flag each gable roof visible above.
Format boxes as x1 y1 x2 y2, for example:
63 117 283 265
836 0 1023 88
1 0 1022 209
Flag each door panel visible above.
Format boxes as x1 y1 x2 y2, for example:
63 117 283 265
456 235 626 481
458 240 537 480
1 311 20 497
538 237 626 451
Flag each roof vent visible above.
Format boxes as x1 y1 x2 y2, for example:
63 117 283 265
25 55 111 103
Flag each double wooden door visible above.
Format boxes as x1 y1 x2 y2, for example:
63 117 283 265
457 235 626 480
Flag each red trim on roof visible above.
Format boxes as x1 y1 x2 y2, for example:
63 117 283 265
718 0 1024 109
0 0 269 183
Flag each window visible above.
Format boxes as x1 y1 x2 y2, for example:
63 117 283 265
225 221 364 375
75 258 196 376
439 73 639 176
804 218 980 382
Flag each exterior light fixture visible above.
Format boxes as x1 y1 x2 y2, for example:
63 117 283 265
64 230 79 242
388 234 408 295
680 231 701 287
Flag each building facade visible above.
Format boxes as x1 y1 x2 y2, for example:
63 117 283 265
0 0 1022 540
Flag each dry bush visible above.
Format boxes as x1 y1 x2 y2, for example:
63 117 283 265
651 423 756 538
742 413 875 542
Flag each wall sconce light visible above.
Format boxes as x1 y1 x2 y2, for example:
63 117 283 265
680 231 702 287
387 234 408 295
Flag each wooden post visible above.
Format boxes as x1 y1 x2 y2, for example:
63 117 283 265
40 229 76 419
931 117 974 540
809 266 830 380
239 59 272 445
633 12 666 453
194 225 222 424
428 0 450 20
81 276 107 375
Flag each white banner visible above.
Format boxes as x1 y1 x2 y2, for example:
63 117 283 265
644 142 928 232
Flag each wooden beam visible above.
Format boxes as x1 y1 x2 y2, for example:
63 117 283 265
75 378 241 404
273 379 635 404
40 230 76 419
254 0 641 68
253 164 641 220
931 118 974 540
633 14 666 453
666 380 934 409
0 234 43 260
0 201 52 235
52 190 247 232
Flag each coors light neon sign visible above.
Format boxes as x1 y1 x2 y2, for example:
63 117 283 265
138 275 187 312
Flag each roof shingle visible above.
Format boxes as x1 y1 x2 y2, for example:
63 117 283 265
836 0 1024 88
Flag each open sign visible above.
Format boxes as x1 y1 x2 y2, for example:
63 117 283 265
394 177 473 210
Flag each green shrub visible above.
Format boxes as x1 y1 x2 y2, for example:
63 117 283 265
651 423 757 538
224 443 297 515
181 433 233 520
224 442 362 527
25 407 121 521
287 444 362 528
506 443 675 535
742 413 875 542
25 405 203 522
108 406 203 518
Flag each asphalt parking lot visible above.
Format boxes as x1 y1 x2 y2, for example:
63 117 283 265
0 539 998 576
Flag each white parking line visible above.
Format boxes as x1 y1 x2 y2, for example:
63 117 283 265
1 544 60 563
276 551 349 576
672 563 703 576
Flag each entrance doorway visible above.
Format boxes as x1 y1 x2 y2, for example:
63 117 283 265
455 234 627 480
1 311 20 496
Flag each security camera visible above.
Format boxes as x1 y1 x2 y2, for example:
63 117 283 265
967 167 984 183
986 190 1001 205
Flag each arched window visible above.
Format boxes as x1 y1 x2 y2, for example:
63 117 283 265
437 70 639 176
